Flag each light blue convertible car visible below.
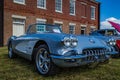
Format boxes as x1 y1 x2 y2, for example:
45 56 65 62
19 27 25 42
8 24 112 76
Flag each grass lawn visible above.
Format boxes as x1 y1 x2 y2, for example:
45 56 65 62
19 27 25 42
0 47 120 80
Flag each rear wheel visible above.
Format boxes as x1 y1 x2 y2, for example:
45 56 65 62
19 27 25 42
8 43 16 59
35 44 58 76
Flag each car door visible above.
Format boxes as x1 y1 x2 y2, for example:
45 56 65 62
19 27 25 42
14 35 31 54
14 34 38 59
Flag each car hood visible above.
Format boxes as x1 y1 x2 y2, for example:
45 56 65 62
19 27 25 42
90 36 110 42
110 35 120 40
91 35 120 42
77 35 107 49
30 33 107 49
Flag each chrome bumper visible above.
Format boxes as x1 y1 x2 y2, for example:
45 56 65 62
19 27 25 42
50 54 110 67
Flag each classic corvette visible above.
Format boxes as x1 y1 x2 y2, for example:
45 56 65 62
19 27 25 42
8 24 112 76
90 29 120 57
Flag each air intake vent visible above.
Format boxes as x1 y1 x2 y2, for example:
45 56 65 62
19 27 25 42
83 48 107 61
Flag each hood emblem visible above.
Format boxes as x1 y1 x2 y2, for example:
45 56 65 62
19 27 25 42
89 39 95 44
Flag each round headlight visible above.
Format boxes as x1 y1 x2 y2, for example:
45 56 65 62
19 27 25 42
112 40 116 45
108 38 116 46
109 41 113 45
71 37 78 47
63 37 71 47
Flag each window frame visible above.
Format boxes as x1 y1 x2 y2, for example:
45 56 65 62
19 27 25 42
37 0 46 9
54 21 63 30
13 0 25 5
36 25 46 32
69 23 76 34
55 0 63 13
90 26 96 33
81 2 87 18
70 0 76 16
81 24 87 35
12 17 26 36
81 27 86 35
91 6 96 20
36 18 47 24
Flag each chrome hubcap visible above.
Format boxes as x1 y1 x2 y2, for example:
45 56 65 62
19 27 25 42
36 48 50 74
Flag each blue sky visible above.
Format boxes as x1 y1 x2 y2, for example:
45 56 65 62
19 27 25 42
97 0 120 21
96 0 120 29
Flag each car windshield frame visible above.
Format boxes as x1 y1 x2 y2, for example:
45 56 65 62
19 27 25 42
106 30 118 36
26 24 62 34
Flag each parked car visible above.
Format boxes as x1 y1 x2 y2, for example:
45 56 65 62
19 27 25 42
8 24 112 76
90 29 120 57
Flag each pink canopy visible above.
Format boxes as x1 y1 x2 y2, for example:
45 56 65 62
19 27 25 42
108 21 120 33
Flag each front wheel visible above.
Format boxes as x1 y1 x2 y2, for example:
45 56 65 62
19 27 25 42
35 45 58 76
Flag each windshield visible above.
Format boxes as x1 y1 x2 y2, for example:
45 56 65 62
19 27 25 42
27 24 62 34
106 30 118 36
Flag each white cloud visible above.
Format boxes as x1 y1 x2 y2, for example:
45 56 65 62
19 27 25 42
100 17 120 29
106 17 117 21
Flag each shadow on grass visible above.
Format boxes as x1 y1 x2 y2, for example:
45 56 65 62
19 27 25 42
6 53 100 77
1 47 120 80
2 51 120 80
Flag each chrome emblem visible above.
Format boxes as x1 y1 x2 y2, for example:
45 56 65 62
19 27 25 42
89 39 95 44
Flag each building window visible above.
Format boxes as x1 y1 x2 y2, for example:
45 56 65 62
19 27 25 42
13 0 25 5
55 0 62 13
91 6 95 20
12 15 26 36
36 18 46 32
90 26 96 33
81 2 87 18
36 18 46 24
69 25 75 34
36 25 46 32
70 0 75 15
81 27 86 35
54 23 63 30
54 21 63 30
37 0 46 9
12 18 25 36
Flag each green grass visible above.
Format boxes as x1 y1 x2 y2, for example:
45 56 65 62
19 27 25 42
1 47 120 80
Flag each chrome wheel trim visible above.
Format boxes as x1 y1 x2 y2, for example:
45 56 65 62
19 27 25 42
36 48 50 74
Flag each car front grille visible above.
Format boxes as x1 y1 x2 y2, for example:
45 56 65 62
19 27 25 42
83 48 107 61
